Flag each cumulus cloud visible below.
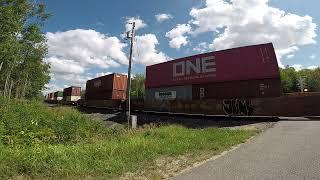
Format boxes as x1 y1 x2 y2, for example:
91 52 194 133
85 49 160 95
286 54 295 59
307 65 318 70
290 64 319 71
134 34 170 65
186 0 317 66
155 13 173 22
125 17 147 31
95 72 113 78
46 56 85 75
46 29 128 66
291 64 303 71
45 29 130 93
166 24 192 49
193 42 210 53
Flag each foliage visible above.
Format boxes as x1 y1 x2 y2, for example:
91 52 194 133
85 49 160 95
0 97 109 145
131 74 145 99
0 0 50 99
0 98 256 179
280 67 320 93
0 103 256 178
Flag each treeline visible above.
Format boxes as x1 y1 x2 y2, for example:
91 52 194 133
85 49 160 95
280 67 320 93
0 0 50 99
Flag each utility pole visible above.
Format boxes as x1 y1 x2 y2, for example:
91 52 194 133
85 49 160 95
126 22 135 128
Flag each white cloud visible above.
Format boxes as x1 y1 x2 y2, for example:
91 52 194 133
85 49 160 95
45 29 130 93
286 54 295 59
95 72 112 78
125 17 147 31
193 42 210 53
291 64 319 71
188 0 317 66
307 65 318 70
166 24 192 49
291 64 303 71
310 54 316 59
155 13 173 22
46 56 85 75
134 34 170 65
46 29 128 67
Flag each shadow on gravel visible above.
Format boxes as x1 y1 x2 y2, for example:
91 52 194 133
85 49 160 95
77 107 279 129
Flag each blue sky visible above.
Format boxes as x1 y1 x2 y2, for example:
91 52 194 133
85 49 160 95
41 0 319 92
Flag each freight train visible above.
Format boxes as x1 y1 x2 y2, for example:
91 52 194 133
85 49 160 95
45 43 320 117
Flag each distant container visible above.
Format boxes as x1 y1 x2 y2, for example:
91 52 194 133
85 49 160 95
85 73 127 100
145 43 279 88
145 85 192 101
48 93 54 100
63 86 81 102
54 91 63 101
192 78 282 100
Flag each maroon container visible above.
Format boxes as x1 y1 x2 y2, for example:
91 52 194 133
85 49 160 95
85 73 127 100
63 86 81 99
145 43 280 88
192 78 282 100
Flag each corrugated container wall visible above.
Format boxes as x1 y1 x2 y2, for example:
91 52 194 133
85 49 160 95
85 73 127 100
63 86 81 101
145 43 279 88
192 79 281 100
145 86 192 101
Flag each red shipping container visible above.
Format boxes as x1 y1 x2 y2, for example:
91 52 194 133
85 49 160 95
63 86 81 97
192 78 282 99
85 73 127 100
145 43 280 88
86 73 127 91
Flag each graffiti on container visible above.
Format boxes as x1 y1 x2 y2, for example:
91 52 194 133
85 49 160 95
222 99 254 116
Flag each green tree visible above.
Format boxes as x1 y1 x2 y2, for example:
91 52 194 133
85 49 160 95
280 67 298 93
130 74 145 99
297 68 320 92
0 0 50 99
280 67 320 93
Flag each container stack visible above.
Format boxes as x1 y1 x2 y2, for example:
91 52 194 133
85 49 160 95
63 86 81 102
85 73 127 100
54 91 63 101
145 43 281 101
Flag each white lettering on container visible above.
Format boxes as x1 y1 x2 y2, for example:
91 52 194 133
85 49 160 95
173 56 216 77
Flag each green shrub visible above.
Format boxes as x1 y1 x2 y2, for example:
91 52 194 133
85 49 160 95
0 97 107 145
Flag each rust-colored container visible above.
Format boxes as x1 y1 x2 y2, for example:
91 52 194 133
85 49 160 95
63 86 81 101
49 93 54 100
48 93 52 100
112 90 126 100
145 43 280 88
192 78 282 100
85 73 127 100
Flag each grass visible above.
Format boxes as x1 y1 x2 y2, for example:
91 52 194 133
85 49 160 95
0 97 257 179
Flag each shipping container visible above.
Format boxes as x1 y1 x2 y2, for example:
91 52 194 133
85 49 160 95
48 93 54 100
63 86 81 101
192 78 281 100
54 91 63 101
64 96 81 102
85 73 127 100
86 73 127 91
145 43 280 88
145 85 192 101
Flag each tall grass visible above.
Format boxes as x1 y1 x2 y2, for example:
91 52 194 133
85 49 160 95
0 98 257 179
0 97 110 145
